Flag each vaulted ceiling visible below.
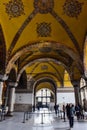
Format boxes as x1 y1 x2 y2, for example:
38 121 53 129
0 0 87 87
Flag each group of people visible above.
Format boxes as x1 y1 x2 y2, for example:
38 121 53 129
54 103 85 129
64 103 85 129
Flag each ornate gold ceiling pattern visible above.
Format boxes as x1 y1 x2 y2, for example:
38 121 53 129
7 0 82 58
4 0 25 20
63 0 84 18
50 10 81 55
0 0 87 84
36 22 51 37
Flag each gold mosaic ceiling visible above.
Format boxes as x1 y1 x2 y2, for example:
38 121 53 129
0 0 87 86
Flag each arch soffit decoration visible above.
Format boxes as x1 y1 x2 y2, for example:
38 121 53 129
33 73 63 87
21 57 83 83
33 77 57 94
16 58 69 83
6 41 82 74
21 61 64 82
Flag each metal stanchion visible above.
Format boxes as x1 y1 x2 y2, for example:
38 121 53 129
63 112 66 122
22 111 56 124
26 111 28 120
23 112 26 123
41 113 43 124
29 112 31 119
61 111 62 119
44 110 45 117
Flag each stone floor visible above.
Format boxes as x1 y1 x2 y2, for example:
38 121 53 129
0 108 87 130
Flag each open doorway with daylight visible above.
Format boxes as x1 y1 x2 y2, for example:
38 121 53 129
33 79 57 111
36 88 54 110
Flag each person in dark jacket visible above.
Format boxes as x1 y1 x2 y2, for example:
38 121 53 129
66 103 70 119
68 104 75 129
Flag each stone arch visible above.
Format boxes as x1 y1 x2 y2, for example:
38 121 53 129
83 35 87 78
6 41 82 74
33 77 57 107
16 58 69 83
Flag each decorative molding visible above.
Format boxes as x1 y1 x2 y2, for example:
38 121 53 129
4 0 25 19
63 0 84 18
57 87 74 93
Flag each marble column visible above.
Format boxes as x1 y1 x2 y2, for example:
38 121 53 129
54 88 57 107
7 82 17 116
0 74 8 107
73 81 81 105
0 82 3 105
7 88 15 116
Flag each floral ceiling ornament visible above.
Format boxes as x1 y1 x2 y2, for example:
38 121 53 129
63 0 84 18
36 22 51 37
4 0 25 19
34 0 54 14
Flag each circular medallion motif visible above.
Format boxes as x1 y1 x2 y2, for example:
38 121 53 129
36 22 51 37
34 0 54 14
63 0 84 18
4 0 25 19
11 4 19 13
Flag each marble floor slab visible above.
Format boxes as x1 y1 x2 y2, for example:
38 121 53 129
0 109 87 130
